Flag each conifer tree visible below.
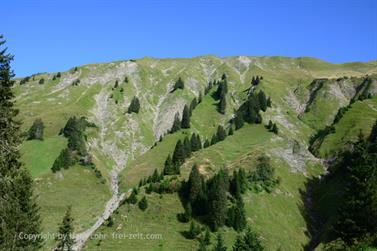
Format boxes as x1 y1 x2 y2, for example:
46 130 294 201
258 91 267 112
27 118 45 140
184 136 192 158
191 133 199 152
127 96 140 113
232 234 247 251
266 97 272 107
181 105 191 128
204 228 211 245
204 139 210 148
233 197 247 232
127 189 138 204
172 140 186 166
138 196 148 211
196 134 202 149
173 77 184 91
214 234 227 251
170 113 181 133
234 112 244 130
187 164 203 203
266 120 273 130
190 97 198 115
271 123 278 134
187 221 201 239
228 127 234 136
216 125 227 141
211 134 218 145
56 206 74 251
209 169 229 230
164 154 175 175
218 95 226 114
243 227 264 250
0 35 42 250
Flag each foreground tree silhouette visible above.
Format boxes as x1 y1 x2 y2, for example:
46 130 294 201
56 206 75 251
0 35 42 250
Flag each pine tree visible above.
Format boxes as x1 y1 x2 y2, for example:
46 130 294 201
266 120 273 130
127 189 138 204
232 234 247 251
127 96 140 113
114 80 119 88
209 169 229 230
163 154 175 175
170 113 181 133
204 227 211 245
258 91 267 112
211 134 218 145
218 95 226 114
335 132 377 245
181 105 191 129
243 227 264 251
266 97 272 107
228 127 234 136
152 169 159 182
214 234 227 251
27 118 45 140
271 123 278 134
173 77 184 91
187 164 204 203
138 196 148 211
204 139 210 148
184 136 192 158
187 221 201 239
234 112 244 130
172 140 186 166
230 170 242 199
216 125 227 141
191 133 199 152
56 206 74 251
190 97 198 115
233 197 247 232
198 239 207 251
196 134 202 149
0 35 42 250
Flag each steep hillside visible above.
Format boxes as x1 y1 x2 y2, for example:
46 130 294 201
14 56 377 250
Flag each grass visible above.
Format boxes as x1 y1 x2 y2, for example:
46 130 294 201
319 97 377 157
35 165 111 250
20 135 67 177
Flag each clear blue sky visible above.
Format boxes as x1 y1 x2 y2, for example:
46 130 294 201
3 0 377 76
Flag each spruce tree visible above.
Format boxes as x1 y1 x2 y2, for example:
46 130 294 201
172 140 186 166
163 154 174 175
204 139 210 148
138 196 148 211
191 133 199 152
190 97 198 115
196 134 202 149
271 123 278 134
266 97 272 107
27 118 45 140
127 189 138 204
56 206 74 251
127 96 140 113
233 197 247 232
173 77 184 91
181 105 191 129
243 227 264 250
234 112 244 130
232 234 247 251
184 136 192 158
170 113 181 133
209 169 229 230
218 95 226 114
266 120 273 130
214 233 227 251
228 127 234 136
0 36 42 250
216 125 227 141
258 91 267 112
204 227 211 245
187 164 204 203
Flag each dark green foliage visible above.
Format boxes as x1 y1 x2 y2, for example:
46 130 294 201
38 78 44 84
266 120 273 130
208 169 229 230
233 227 264 251
124 76 128 83
170 113 181 133
190 97 198 115
56 72 61 78
211 134 218 145
114 80 119 88
127 96 140 113
184 136 192 158
138 196 148 211
250 156 278 192
106 216 114 227
214 234 227 251
127 189 138 204
216 125 227 141
172 77 184 92
204 139 210 148
251 75 261 86
198 92 203 103
214 76 228 100
198 239 207 251
271 123 278 134
19 76 31 85
335 132 377 246
218 95 226 114
0 36 42 250
163 154 175 175
51 148 76 172
257 91 267 112
187 165 204 203
191 133 201 152
181 105 191 128
234 112 244 130
186 221 201 239
27 118 44 140
232 198 247 232
56 206 74 251
228 127 234 136
172 140 186 167
204 228 211 245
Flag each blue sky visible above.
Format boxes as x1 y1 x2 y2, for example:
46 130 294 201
3 0 377 76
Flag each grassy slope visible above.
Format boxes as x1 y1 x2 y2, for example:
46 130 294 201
14 56 377 250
